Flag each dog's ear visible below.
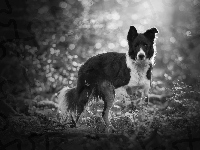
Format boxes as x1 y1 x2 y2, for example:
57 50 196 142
127 26 138 42
144 27 159 42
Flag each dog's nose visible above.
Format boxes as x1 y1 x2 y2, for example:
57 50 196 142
138 54 145 60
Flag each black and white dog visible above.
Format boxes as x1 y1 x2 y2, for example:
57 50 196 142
58 26 158 131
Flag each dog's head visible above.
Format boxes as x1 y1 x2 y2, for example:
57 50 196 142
127 26 158 62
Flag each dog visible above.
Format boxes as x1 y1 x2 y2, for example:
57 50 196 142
58 26 158 132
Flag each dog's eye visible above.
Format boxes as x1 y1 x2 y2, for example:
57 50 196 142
144 44 147 47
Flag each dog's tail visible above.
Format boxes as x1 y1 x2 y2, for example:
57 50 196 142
57 87 70 116
57 87 78 118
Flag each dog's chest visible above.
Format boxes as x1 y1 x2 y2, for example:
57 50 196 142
127 63 149 87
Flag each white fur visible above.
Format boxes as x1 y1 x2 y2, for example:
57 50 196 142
119 52 152 97
126 52 150 86
137 48 146 59
57 87 70 116
57 86 77 122
151 42 157 65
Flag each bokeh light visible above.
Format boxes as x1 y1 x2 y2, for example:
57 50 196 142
2 0 199 96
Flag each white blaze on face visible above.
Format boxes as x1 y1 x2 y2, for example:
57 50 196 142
137 48 146 60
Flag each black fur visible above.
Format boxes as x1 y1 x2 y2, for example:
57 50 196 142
77 52 131 96
128 27 158 60
147 63 152 81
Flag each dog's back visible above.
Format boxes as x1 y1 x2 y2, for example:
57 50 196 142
76 52 129 98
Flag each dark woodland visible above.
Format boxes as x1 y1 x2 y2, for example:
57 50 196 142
0 0 200 149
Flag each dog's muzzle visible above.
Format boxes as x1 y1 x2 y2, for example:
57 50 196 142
137 48 146 60
138 54 145 60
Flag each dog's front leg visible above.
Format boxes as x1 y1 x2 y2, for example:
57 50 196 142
100 81 116 133
143 80 151 103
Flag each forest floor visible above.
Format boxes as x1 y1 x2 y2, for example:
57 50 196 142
1 96 200 150
1 82 200 150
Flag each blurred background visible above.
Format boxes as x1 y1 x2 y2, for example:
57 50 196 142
0 0 200 99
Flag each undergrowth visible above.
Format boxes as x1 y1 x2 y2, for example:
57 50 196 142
4 80 200 137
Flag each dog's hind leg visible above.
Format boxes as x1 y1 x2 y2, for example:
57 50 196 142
100 81 116 133
75 88 91 125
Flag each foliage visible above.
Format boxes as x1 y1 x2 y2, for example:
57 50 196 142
1 0 200 96
1 80 200 149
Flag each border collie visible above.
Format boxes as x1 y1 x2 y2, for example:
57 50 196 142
58 26 158 132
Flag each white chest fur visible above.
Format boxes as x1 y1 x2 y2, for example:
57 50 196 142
126 53 150 87
120 53 151 97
